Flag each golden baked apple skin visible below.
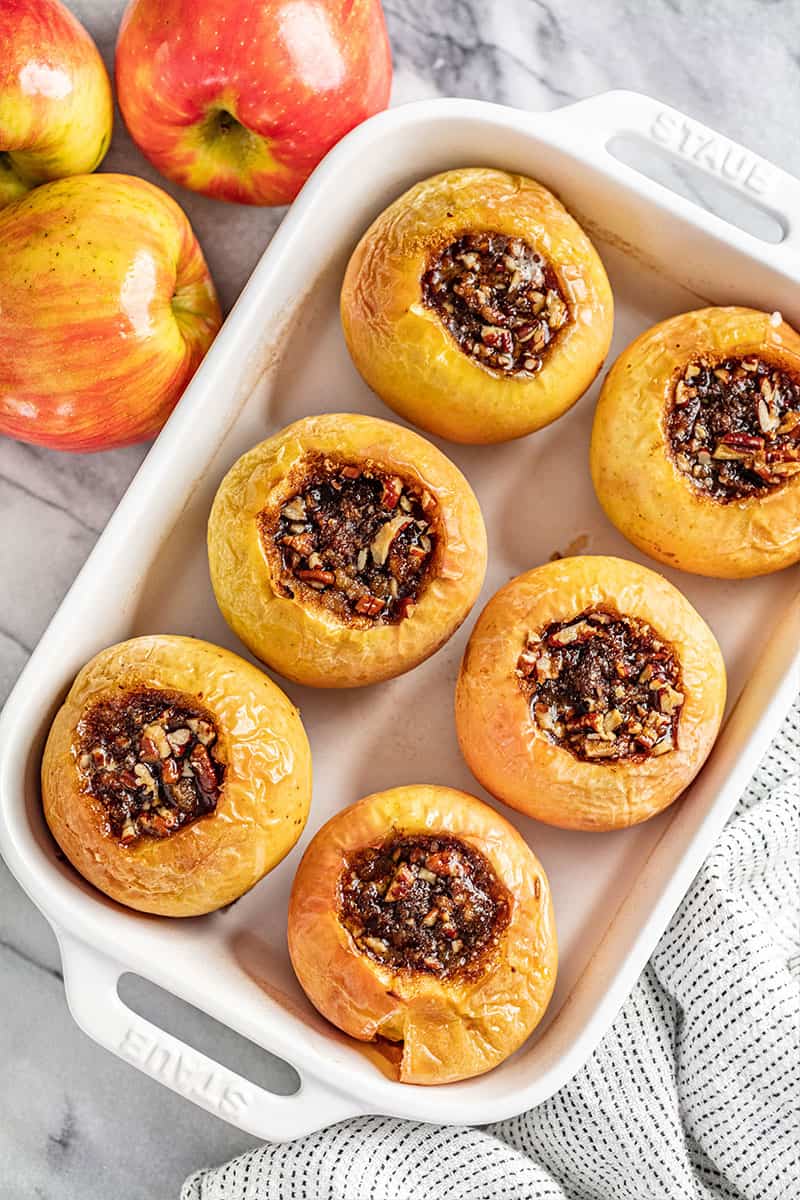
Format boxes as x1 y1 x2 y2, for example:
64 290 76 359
42 636 311 917
455 557 726 832
340 167 613 444
287 784 557 1085
207 413 488 688
591 307 800 578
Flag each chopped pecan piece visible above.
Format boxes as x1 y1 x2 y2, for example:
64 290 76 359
281 497 307 522
296 567 336 585
354 594 384 617
190 743 219 793
370 515 412 567
384 863 416 902
141 722 171 760
380 476 403 509
281 532 315 556
161 757 180 786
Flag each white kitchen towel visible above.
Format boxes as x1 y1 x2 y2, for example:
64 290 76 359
183 700 800 1200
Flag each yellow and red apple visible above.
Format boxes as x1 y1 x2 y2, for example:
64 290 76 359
0 173 222 452
115 0 392 206
0 0 113 206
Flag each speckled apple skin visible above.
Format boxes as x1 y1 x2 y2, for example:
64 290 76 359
0 173 221 451
0 0 113 205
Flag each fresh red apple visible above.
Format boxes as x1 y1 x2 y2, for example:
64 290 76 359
0 0 113 206
115 0 392 206
0 173 222 452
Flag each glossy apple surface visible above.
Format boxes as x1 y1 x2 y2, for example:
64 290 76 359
0 173 222 452
115 0 392 206
0 0 113 206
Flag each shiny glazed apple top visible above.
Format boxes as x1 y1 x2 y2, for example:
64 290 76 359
115 0 392 206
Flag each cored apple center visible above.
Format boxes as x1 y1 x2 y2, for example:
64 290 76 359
668 354 800 501
76 687 224 844
517 607 685 762
338 833 511 979
421 230 570 376
262 455 440 625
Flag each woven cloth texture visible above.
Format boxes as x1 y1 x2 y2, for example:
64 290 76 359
183 699 800 1200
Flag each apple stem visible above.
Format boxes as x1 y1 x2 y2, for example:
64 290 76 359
217 111 238 134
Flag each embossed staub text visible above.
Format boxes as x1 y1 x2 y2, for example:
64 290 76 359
119 1026 250 1118
650 109 776 197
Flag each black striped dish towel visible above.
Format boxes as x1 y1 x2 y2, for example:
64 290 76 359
184 700 800 1200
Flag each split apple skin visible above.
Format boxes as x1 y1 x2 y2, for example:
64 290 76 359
288 785 557 1085
115 0 392 206
0 173 221 452
0 0 113 206
42 636 312 917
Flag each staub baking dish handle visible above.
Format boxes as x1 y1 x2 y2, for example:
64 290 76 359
57 932 366 1139
548 90 800 247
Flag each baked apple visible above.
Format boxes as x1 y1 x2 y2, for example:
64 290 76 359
288 784 557 1085
42 635 311 916
207 413 487 688
455 557 726 831
591 307 800 577
340 167 613 444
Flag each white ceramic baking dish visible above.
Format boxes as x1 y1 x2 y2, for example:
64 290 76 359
1 90 799 1141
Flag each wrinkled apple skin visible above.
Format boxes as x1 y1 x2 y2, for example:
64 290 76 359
0 0 113 206
115 0 392 206
0 173 222 452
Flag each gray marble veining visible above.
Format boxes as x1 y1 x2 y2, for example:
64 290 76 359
2 1 799 1196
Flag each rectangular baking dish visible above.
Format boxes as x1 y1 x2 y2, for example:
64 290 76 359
1 91 799 1141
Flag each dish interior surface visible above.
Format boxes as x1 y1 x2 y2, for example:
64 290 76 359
3 101 799 1127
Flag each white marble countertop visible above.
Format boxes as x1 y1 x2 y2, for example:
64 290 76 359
2 1 799 1195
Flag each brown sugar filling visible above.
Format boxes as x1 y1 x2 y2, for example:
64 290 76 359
76 687 224 844
263 456 438 626
667 355 800 501
421 231 569 376
339 833 511 979
517 608 684 763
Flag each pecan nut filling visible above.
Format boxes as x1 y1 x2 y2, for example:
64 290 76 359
76 688 225 844
667 355 800 501
339 834 511 980
263 455 438 625
517 608 684 762
421 231 569 376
